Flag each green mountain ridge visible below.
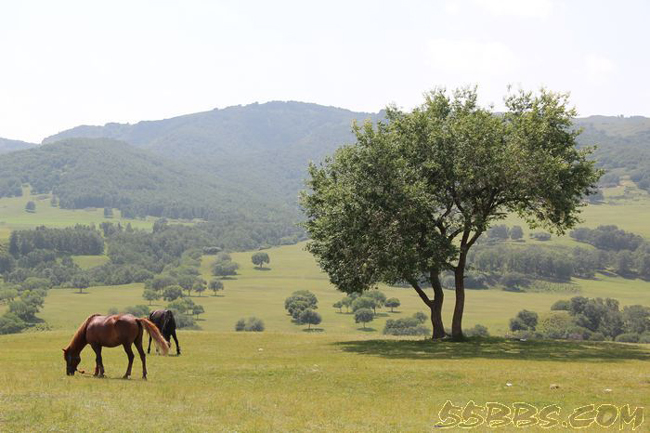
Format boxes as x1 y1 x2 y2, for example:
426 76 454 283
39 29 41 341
0 137 295 224
3 103 650 228
0 137 36 154
43 101 380 205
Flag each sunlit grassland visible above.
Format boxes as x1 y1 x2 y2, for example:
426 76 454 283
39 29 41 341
503 180 650 240
29 241 650 338
71 255 110 270
0 331 648 432
0 187 156 243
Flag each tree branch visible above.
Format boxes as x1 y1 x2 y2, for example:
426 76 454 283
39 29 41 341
406 277 433 308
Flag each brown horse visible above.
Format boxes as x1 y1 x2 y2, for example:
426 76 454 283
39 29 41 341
63 314 169 379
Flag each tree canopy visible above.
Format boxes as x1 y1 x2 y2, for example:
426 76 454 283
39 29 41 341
301 87 601 339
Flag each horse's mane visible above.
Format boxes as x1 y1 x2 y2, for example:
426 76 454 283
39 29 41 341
65 314 101 351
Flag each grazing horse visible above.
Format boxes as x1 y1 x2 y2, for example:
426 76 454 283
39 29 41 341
148 309 181 355
63 314 169 379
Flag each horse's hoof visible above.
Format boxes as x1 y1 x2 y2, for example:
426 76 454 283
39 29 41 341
122 376 130 380
142 376 147 381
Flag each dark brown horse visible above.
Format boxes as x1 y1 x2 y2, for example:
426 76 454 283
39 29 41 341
63 314 169 379
148 309 181 355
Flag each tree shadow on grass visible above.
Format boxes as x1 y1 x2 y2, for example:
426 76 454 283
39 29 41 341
302 328 325 332
253 267 272 271
357 327 377 332
333 337 650 363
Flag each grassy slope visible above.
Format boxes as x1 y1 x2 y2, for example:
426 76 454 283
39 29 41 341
2 176 650 431
0 332 648 431
31 239 650 337
2 180 650 336
0 188 156 244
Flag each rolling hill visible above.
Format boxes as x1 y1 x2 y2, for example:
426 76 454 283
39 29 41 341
0 137 36 154
43 101 380 204
0 137 295 223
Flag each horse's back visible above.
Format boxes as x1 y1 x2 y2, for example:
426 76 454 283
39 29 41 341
86 314 140 347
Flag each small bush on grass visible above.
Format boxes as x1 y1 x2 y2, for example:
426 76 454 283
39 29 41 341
235 317 265 332
465 324 490 337
615 333 640 343
383 317 430 336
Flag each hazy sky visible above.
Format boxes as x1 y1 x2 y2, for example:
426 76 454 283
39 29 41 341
1 0 648 142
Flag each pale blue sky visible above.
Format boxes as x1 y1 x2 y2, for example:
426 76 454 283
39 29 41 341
1 0 648 142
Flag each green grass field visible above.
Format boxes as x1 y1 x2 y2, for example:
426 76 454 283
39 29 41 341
28 241 650 339
0 188 159 244
1 332 648 431
2 181 650 430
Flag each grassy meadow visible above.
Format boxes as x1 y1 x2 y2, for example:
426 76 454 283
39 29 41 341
1 181 650 431
1 332 648 431
26 241 650 338
0 188 160 244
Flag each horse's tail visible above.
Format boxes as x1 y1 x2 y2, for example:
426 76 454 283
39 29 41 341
137 318 169 356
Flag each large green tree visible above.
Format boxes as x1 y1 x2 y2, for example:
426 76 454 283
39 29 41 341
301 87 601 340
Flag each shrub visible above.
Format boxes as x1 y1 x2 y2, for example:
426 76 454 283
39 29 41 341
385 297 401 312
284 291 318 315
639 333 650 344
211 258 239 277
510 225 524 240
162 285 183 301
174 313 197 329
123 305 150 317
530 232 551 241
383 317 430 336
0 313 27 335
352 296 376 312
465 324 490 337
500 272 529 290
298 309 322 330
537 312 574 339
354 308 374 329
509 310 538 332
412 312 427 324
235 317 265 332
589 332 606 341
246 317 265 332
251 252 270 268
615 333 640 343
550 299 571 311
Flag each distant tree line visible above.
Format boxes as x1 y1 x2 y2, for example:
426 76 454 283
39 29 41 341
8 225 104 256
570 225 643 251
0 177 22 197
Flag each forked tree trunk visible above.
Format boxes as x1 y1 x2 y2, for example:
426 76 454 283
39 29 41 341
409 274 446 340
430 272 446 339
452 264 466 340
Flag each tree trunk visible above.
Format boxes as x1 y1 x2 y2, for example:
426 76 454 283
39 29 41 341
430 271 446 339
452 265 465 340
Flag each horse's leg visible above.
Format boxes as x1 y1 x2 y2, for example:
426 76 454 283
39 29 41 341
147 334 152 354
92 344 104 377
135 338 147 380
122 343 135 379
172 329 181 355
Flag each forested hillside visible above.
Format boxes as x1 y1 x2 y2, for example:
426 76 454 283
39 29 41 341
0 137 36 154
0 138 300 237
43 102 379 204
576 116 650 192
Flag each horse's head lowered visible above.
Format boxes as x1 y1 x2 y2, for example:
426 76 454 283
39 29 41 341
63 348 82 376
